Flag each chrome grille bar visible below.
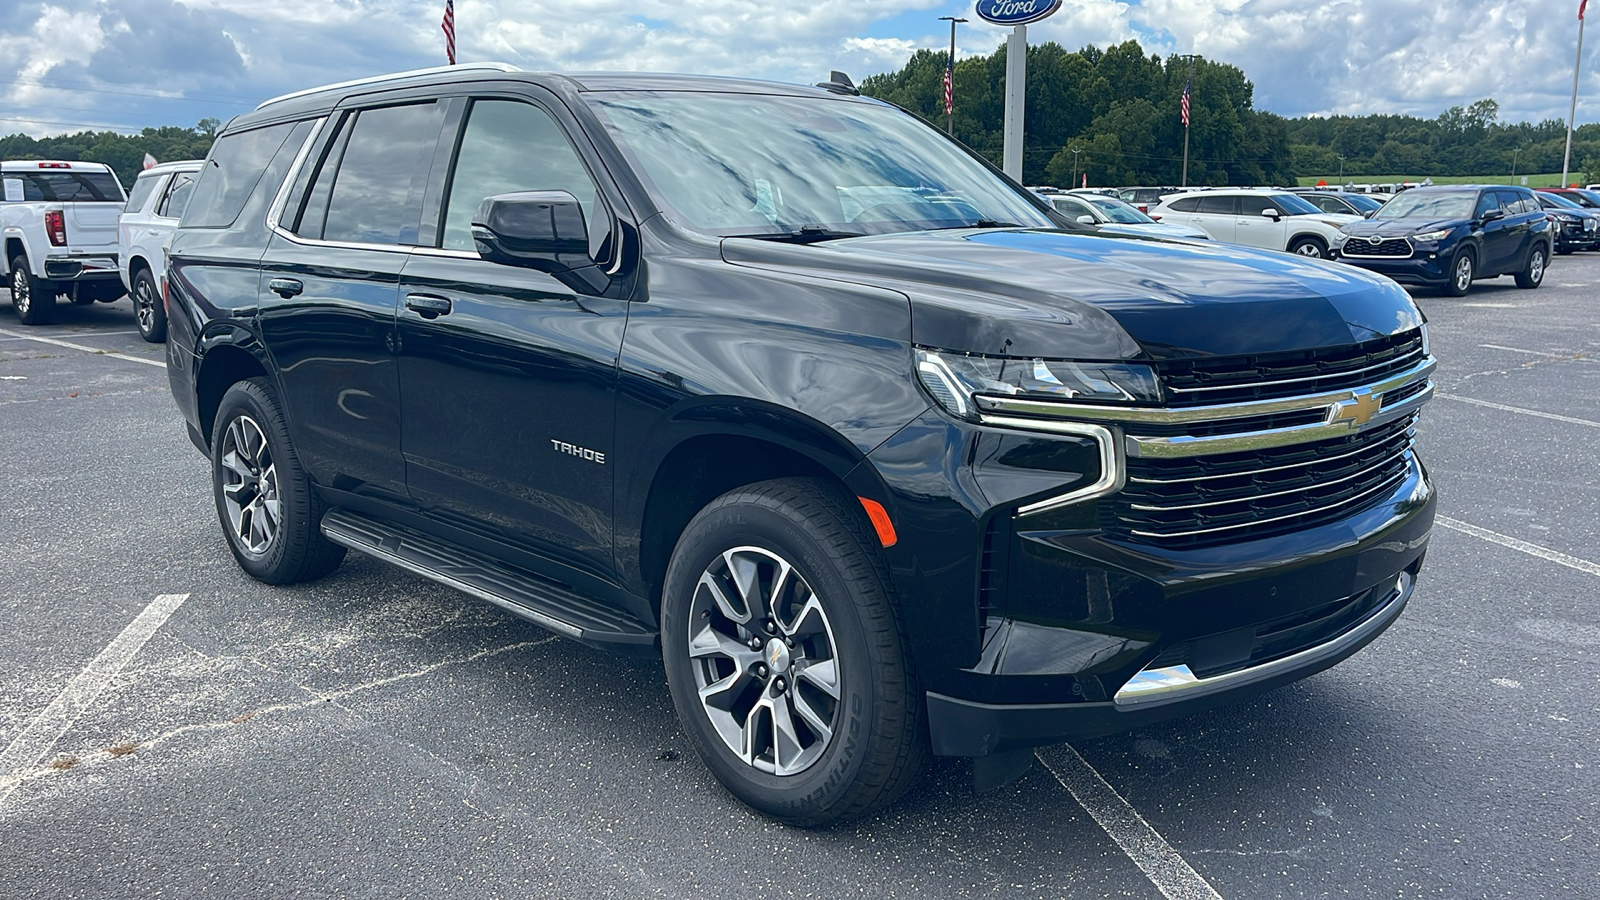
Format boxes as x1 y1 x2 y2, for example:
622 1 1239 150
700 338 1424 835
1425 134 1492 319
1127 438 1413 513
1127 466 1411 540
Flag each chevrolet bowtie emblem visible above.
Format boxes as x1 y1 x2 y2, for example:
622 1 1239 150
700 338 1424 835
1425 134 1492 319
1329 390 1382 427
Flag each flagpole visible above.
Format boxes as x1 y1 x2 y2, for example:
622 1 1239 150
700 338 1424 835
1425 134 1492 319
938 16 966 135
1180 55 1197 188
1562 3 1587 187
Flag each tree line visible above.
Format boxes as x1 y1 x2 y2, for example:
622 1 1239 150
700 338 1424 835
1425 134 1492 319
0 119 219 188
860 39 1599 187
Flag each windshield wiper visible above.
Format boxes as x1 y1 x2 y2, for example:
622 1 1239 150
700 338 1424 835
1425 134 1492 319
925 219 1024 231
743 225 867 244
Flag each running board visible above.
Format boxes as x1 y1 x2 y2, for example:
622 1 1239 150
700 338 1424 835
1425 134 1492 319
321 509 657 650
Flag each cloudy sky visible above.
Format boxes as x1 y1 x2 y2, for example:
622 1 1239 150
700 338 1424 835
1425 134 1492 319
2 0 1596 139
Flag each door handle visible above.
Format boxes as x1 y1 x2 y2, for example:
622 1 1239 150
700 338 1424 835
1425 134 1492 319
268 277 303 298
404 293 452 318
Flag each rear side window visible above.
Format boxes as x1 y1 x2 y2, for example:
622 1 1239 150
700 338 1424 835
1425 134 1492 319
124 173 164 213
441 99 599 251
1198 195 1237 215
4 171 125 202
1167 197 1200 212
184 123 298 228
312 103 442 246
158 172 197 218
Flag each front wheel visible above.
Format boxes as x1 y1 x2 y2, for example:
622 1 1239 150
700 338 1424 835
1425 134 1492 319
661 478 927 826
1444 250 1475 296
132 269 167 342
1288 236 1328 258
211 378 346 584
9 255 57 325
1514 244 1547 289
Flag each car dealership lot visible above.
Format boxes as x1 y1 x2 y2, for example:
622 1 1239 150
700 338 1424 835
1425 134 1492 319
0 260 1596 899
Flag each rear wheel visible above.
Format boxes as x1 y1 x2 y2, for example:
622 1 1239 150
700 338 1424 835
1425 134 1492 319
1288 236 1328 258
211 378 346 584
1514 244 1547 289
9 255 57 325
661 478 927 826
132 268 167 342
1444 250 1475 296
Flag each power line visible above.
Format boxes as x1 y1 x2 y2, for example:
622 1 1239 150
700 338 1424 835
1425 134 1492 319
0 76 256 106
0 116 165 133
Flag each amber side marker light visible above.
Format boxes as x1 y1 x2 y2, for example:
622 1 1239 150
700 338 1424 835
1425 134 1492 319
857 497 898 548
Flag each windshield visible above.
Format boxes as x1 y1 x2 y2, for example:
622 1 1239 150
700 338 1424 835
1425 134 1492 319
1564 189 1600 208
1269 193 1324 216
1540 192 1583 209
586 92 1053 237
1341 193 1384 213
2 171 125 202
1086 196 1153 224
1375 191 1476 219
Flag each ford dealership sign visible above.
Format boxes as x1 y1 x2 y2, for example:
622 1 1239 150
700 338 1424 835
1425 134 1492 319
975 0 1062 26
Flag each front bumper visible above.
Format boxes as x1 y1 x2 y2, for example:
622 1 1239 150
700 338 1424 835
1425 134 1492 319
43 254 120 282
1333 248 1452 285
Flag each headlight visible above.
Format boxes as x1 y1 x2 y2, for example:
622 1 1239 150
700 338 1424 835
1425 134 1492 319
1411 228 1453 242
915 348 1161 419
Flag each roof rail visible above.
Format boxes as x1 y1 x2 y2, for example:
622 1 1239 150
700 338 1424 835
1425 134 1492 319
255 62 524 111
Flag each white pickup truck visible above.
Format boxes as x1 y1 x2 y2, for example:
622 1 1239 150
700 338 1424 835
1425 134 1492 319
2 159 128 325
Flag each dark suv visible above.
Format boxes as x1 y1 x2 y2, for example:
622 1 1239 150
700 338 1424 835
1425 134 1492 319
166 65 1436 825
1334 185 1554 295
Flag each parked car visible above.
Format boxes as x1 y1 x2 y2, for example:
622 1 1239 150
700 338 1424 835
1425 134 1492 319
1150 189 1361 257
1334 185 1554 296
1293 189 1385 218
1038 190 1211 240
1116 186 1179 212
118 160 203 341
1 159 127 324
1531 191 1600 254
168 65 1436 825
1536 186 1600 210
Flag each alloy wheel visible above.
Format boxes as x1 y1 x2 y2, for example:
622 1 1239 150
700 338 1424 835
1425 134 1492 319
687 546 841 776
1529 250 1545 284
1455 256 1473 292
12 268 30 316
134 277 158 332
219 414 282 555
1293 243 1324 258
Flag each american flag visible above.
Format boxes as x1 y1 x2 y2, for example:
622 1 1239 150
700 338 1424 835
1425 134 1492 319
943 62 953 117
441 0 456 65
1180 79 1191 128
1581 0 1588 20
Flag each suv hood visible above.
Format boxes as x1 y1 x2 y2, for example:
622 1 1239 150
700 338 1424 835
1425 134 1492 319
722 228 1421 360
1342 218 1462 239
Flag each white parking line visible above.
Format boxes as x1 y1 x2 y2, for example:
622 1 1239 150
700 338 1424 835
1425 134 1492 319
1477 343 1580 358
1037 746 1224 900
1435 394 1600 428
0 593 190 809
1438 517 1600 578
0 327 165 368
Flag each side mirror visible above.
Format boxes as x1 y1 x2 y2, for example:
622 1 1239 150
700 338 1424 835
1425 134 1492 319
1479 209 1505 224
472 191 592 273
1076 214 1096 225
1261 208 1281 219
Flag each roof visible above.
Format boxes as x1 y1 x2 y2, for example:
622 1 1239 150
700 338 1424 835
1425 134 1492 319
1 160 115 172
136 160 205 177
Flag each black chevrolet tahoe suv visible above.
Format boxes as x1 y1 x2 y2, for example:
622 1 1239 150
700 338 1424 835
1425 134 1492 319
166 64 1436 825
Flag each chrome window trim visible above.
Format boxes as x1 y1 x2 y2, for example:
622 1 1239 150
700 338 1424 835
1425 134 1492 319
972 418 1125 518
264 116 327 234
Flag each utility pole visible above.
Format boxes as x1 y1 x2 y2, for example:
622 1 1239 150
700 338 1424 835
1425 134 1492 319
1512 147 1521 183
1562 1 1587 188
1338 155 1346 186
938 16 966 135
1179 55 1198 187
1071 145 1083 188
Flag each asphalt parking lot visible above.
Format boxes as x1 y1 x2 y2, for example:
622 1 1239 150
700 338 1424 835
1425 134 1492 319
1 258 1596 900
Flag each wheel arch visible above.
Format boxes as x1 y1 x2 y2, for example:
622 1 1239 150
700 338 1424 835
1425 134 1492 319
1287 232 1329 251
4 237 24 270
193 328 275 449
127 254 153 282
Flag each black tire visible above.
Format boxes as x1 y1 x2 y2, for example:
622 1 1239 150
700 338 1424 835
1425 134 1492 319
1514 243 1547 289
661 477 927 826
1443 249 1475 297
1288 236 1328 259
211 378 346 585
131 268 167 342
9 255 57 325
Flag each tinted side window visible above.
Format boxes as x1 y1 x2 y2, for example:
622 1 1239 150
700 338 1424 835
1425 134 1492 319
319 103 442 246
1237 195 1275 216
1198 195 1237 215
1049 195 1093 219
1473 192 1500 219
1167 197 1200 212
184 123 297 228
125 173 163 213
441 99 599 251
159 172 197 218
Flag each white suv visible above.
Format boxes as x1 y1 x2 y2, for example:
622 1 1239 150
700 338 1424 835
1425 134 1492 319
119 160 202 342
1149 189 1362 258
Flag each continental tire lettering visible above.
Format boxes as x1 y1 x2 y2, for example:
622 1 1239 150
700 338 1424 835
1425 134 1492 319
550 439 606 465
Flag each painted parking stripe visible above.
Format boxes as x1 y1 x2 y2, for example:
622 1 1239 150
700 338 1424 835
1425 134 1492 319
1435 393 1600 429
0 327 165 368
1037 745 1225 900
1438 517 1600 579
1476 343 1590 359
0 593 190 809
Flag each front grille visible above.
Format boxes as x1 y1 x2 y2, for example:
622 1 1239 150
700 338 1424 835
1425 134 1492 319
1156 329 1425 407
1104 414 1418 548
1341 238 1413 258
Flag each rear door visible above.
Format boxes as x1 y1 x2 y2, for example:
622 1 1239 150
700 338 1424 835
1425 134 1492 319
1191 194 1239 242
257 99 446 504
395 92 629 578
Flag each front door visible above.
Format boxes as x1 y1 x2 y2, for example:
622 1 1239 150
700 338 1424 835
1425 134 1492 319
1234 195 1289 251
397 96 627 579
